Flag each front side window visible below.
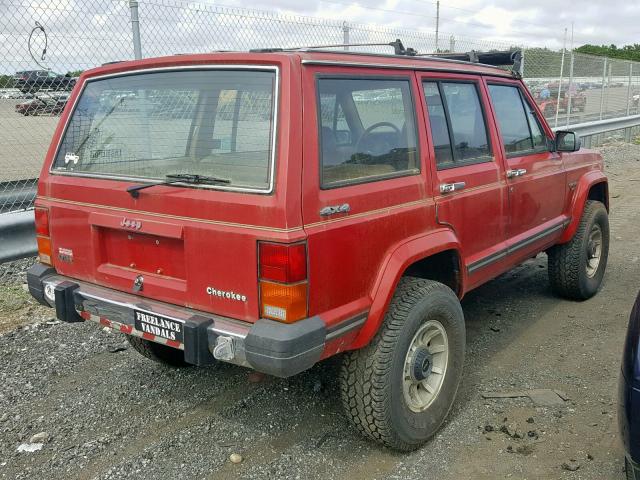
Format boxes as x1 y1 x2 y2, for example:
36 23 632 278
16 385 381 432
424 81 491 169
317 77 419 188
53 69 277 191
488 84 549 156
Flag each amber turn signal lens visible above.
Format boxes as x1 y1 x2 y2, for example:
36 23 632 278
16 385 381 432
37 236 52 265
260 280 307 323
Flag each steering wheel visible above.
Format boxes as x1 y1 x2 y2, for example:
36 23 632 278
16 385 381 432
354 121 401 158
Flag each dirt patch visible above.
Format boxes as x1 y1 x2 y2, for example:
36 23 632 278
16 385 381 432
0 283 51 334
0 143 638 479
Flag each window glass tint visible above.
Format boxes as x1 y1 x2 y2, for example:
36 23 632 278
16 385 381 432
352 87 406 130
488 84 533 153
319 93 349 144
440 83 491 162
317 78 419 187
523 99 547 149
53 70 276 191
489 84 549 155
423 82 454 168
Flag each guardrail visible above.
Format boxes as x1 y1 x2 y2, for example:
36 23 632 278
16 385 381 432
553 114 640 147
0 114 639 265
0 210 36 264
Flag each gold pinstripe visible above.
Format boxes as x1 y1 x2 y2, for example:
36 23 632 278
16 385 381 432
304 198 433 229
38 196 303 233
39 196 435 232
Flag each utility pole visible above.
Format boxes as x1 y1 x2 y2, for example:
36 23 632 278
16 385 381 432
565 21 575 126
435 1 440 53
129 0 142 60
554 27 567 127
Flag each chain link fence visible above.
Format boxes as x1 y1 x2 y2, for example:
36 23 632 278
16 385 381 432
1 0 639 214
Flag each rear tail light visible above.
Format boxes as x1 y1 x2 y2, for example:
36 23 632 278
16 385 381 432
35 207 49 236
259 242 308 323
259 243 306 283
35 207 52 265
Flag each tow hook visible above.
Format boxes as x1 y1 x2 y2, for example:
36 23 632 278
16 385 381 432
213 336 235 361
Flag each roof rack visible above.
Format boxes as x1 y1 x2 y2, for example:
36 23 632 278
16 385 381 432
251 39 417 56
250 39 523 76
424 50 523 75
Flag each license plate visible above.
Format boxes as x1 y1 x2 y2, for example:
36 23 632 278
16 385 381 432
134 310 184 343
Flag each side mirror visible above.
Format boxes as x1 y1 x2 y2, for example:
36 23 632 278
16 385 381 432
555 130 581 152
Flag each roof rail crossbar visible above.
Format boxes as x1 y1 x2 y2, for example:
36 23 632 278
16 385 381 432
250 39 417 56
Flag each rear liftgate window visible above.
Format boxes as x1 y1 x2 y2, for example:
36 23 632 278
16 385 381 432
317 78 419 188
53 69 277 191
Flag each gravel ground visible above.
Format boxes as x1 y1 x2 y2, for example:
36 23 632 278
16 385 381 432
0 143 639 479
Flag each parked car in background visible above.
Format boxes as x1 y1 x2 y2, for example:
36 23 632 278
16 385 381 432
27 46 609 451
15 93 69 116
536 82 587 117
13 70 76 94
620 292 640 480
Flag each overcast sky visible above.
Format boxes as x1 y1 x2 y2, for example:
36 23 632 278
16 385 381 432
219 0 640 50
2 0 639 74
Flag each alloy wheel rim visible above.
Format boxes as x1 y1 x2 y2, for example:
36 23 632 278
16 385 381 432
402 319 449 412
586 224 603 278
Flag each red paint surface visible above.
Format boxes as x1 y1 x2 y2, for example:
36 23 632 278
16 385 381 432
34 51 607 357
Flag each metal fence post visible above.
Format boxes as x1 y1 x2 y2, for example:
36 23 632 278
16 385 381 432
565 52 575 127
599 57 607 120
554 46 566 127
342 21 349 50
627 62 633 116
130 0 142 60
449 35 455 53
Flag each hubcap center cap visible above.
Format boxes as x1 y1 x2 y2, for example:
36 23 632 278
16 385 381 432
411 347 433 382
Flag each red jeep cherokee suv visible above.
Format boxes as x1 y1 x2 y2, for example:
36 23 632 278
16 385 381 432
27 46 609 450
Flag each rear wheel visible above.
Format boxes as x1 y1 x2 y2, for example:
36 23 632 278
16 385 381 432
340 277 465 451
548 200 609 300
626 457 639 480
127 336 190 368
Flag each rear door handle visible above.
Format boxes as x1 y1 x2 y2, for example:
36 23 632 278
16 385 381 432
439 182 466 194
506 169 527 178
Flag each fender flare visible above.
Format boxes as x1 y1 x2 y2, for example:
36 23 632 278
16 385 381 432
350 228 462 349
558 170 608 244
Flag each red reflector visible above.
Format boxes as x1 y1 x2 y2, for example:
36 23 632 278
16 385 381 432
259 242 307 283
34 207 49 236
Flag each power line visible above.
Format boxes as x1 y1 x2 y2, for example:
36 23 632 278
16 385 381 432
317 0 437 21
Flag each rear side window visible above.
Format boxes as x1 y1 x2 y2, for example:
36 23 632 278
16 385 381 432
424 81 491 169
488 84 549 156
317 78 419 188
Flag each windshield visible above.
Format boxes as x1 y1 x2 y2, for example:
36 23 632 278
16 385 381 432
52 68 277 192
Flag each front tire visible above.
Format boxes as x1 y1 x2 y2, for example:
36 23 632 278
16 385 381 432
127 336 190 368
340 277 465 451
548 200 609 300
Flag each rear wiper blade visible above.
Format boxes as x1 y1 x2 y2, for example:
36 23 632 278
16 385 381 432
127 173 231 198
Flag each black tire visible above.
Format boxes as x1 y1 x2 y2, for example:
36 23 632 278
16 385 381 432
340 277 465 451
548 200 609 300
126 336 190 368
626 457 639 480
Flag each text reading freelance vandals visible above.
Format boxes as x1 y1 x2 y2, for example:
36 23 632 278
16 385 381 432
134 311 183 342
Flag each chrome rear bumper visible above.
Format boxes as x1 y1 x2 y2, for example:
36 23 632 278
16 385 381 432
27 264 329 377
